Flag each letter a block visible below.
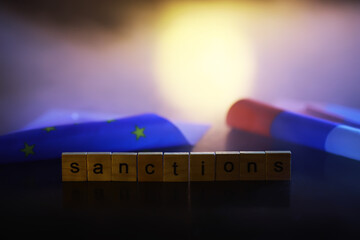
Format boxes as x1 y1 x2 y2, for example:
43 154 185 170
164 152 189 182
240 151 266 180
190 152 215 181
112 152 137 182
266 151 291 180
87 152 112 181
215 151 240 181
62 152 87 181
138 152 163 182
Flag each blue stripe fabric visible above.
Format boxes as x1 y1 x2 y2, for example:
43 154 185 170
270 111 337 150
0 113 189 164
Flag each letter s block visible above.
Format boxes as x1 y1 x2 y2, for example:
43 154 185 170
266 151 291 181
138 152 163 182
62 152 87 181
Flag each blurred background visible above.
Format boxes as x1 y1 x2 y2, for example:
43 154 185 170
0 0 359 135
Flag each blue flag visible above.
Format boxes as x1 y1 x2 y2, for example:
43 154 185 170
0 113 201 164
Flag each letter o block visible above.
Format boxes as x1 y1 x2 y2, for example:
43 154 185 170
138 152 163 182
215 151 240 181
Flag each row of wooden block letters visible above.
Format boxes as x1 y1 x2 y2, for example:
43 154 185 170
61 151 291 182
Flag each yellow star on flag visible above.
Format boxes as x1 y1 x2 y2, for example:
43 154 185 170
20 143 35 157
44 127 56 132
132 126 145 140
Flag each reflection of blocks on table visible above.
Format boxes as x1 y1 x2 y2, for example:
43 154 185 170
138 152 163 182
240 151 266 180
266 151 291 180
190 152 215 181
112 152 137 182
215 151 240 181
62 152 87 181
163 152 189 182
87 152 112 181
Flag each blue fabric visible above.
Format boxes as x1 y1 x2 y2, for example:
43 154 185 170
270 111 337 150
0 113 190 164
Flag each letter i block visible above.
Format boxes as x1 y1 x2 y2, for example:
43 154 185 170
215 151 240 181
190 152 215 181
266 151 291 180
87 152 112 181
112 152 137 182
62 152 87 181
240 151 266 180
163 152 189 182
138 152 163 182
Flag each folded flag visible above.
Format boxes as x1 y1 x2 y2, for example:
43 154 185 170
226 99 360 161
0 113 208 164
272 99 360 129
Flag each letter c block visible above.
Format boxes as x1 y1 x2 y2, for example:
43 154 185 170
138 152 163 182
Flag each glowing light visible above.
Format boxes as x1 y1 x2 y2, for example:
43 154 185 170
154 2 256 121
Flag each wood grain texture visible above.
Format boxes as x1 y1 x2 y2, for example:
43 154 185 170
240 151 266 181
190 152 215 181
266 151 291 180
62 152 87 181
87 152 112 181
112 152 137 182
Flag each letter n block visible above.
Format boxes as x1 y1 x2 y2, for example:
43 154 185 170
138 152 163 182
190 152 215 181
215 151 240 181
62 152 87 181
163 152 189 182
240 151 266 180
112 152 137 182
266 151 291 181
87 152 112 181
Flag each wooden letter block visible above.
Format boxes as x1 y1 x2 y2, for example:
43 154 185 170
138 152 163 182
112 152 137 182
240 151 266 180
87 152 112 181
190 152 215 181
215 151 240 181
163 152 189 182
62 152 87 181
266 151 291 180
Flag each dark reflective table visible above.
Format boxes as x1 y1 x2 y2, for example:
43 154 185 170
1 124 360 239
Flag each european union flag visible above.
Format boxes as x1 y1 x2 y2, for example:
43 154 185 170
0 113 205 164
